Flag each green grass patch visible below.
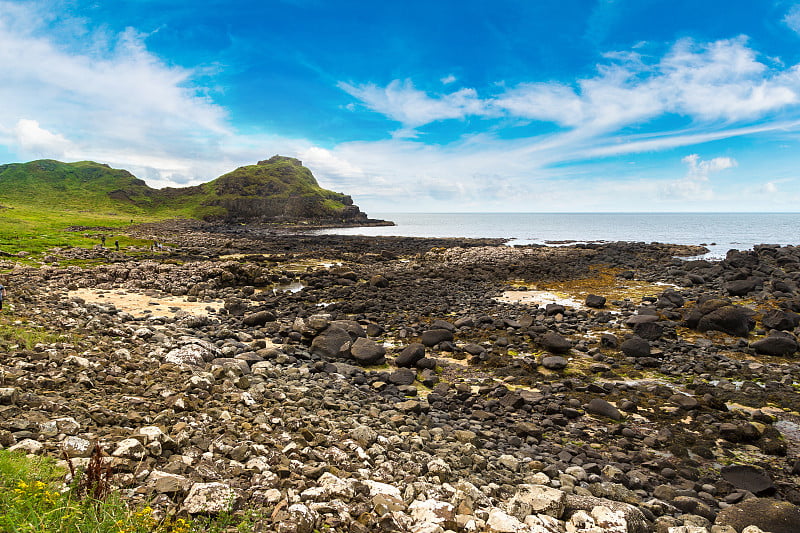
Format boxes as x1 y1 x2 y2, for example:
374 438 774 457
0 450 268 532
0 321 79 350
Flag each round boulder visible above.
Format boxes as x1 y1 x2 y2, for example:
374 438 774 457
421 329 454 347
539 331 572 354
585 294 606 309
620 336 650 358
350 337 386 365
395 343 426 367
750 332 798 356
715 499 800 533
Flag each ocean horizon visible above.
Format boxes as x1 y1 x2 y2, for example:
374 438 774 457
315 212 800 259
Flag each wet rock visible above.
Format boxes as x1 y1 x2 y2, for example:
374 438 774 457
697 305 755 337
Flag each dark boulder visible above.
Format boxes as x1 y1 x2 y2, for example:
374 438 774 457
657 289 684 308
720 465 775 495
697 305 755 337
350 337 386 365
620 337 650 358
751 332 798 356
545 303 566 316
421 329 454 347
761 309 800 331
395 343 426 367
541 356 568 370
585 398 622 420
725 278 759 296
585 294 606 309
388 368 416 385
715 499 800 533
242 310 276 327
600 334 618 349
633 321 663 341
311 326 352 358
539 331 572 354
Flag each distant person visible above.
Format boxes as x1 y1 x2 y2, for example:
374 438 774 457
101 235 106 247
0 282 6 310
114 240 120 251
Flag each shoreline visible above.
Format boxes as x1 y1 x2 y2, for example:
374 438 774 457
1 226 799 532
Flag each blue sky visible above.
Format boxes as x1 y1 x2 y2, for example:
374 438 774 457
3 0 800 212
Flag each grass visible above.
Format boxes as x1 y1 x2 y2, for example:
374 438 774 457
0 450 266 533
0 321 79 350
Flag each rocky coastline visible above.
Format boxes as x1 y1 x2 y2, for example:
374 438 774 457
1 220 800 533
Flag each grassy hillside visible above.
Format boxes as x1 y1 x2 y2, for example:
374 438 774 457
0 155 369 256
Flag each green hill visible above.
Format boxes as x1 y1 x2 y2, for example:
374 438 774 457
0 155 371 224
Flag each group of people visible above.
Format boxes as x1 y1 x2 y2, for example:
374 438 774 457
99 235 120 251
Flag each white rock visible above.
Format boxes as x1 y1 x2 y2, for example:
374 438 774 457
284 503 317 533
363 479 402 500
9 438 43 455
427 458 452 480
112 438 146 460
409 499 455 526
591 506 627 532
498 454 521 472
507 484 567 520
54 417 81 435
486 508 528 532
62 436 93 458
668 527 710 533
183 482 237 514
318 472 356 500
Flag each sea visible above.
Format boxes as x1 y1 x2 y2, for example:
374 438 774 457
314 212 800 260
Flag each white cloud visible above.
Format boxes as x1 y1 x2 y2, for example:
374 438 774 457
337 79 491 130
785 4 800 35
659 154 737 201
441 74 457 85
13 119 73 158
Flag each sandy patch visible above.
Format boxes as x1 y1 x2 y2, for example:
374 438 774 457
68 288 223 318
496 290 585 309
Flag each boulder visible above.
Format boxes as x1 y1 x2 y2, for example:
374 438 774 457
620 337 650 358
506 484 566 519
421 329 454 347
585 294 606 308
349 337 386 365
715 499 800 533
541 355 568 370
750 332 798 356
633 321 663 341
725 278 759 296
761 309 800 331
182 482 239 514
539 331 572 354
697 305 755 337
585 398 622 420
545 303 566 316
311 326 352 358
720 465 775 495
395 343 426 367
242 310 276 326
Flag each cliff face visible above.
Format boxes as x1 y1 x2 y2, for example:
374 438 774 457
202 155 370 223
0 156 378 225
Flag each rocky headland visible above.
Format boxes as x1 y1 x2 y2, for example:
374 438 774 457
1 222 800 533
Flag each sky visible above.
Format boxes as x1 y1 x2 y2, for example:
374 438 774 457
3 1 800 212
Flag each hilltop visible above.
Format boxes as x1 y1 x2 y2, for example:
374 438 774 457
0 155 385 225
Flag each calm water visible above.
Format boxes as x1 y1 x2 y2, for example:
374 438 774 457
315 212 800 259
